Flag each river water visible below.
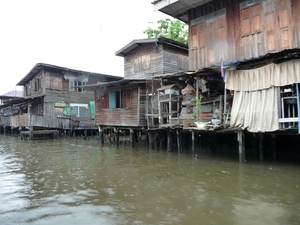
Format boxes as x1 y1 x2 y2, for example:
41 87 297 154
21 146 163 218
0 135 300 225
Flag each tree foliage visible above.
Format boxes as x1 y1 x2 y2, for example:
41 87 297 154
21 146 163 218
143 18 188 44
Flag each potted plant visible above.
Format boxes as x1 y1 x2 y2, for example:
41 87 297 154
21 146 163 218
193 95 209 129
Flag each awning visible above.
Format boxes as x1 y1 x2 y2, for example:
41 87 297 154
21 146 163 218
226 59 300 91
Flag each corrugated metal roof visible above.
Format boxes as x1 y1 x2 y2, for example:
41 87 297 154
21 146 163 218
84 79 149 91
0 90 23 98
157 84 177 91
151 0 213 23
153 48 300 80
115 37 188 57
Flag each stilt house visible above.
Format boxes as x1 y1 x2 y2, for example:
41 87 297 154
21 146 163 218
0 63 122 132
153 0 300 134
85 37 188 142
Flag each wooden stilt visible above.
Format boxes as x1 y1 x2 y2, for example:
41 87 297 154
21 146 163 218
271 134 277 160
153 131 158 150
99 126 104 144
259 134 263 161
176 129 181 154
159 131 164 150
167 129 171 152
237 130 245 163
115 128 119 146
148 131 153 150
130 128 134 147
192 130 195 158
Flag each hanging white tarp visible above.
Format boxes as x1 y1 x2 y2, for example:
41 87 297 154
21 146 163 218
230 86 279 132
226 59 300 91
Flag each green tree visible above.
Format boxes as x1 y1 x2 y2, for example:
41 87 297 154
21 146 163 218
143 18 188 44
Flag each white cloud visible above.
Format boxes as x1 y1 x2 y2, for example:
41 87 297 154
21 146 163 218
0 0 171 95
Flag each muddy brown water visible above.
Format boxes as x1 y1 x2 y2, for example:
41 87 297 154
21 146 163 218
0 136 300 225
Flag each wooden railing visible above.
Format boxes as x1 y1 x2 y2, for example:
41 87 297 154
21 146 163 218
1 114 70 129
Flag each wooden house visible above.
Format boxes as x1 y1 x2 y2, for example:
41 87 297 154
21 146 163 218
153 0 300 134
86 37 189 143
0 63 122 134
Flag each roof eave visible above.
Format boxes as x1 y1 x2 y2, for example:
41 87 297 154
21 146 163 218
115 37 188 57
152 0 214 23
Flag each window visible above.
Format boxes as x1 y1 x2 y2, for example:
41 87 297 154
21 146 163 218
108 90 131 108
122 90 131 108
101 92 109 109
34 78 41 91
109 91 120 108
69 80 86 92
240 0 261 37
37 104 43 115
189 9 226 67
70 103 88 117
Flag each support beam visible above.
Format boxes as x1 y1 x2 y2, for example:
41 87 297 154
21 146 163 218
296 83 300 134
259 134 264 161
115 128 119 146
167 129 171 152
271 134 277 160
192 130 195 158
148 131 154 150
237 130 245 163
130 128 134 148
176 129 181 154
98 126 104 145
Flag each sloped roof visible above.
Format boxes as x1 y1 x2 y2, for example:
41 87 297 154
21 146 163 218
0 90 23 99
115 37 188 57
16 63 121 86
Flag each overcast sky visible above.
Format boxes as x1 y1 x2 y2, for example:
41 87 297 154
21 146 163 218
0 0 171 95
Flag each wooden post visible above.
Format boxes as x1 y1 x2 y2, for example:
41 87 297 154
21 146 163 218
167 129 171 152
148 131 154 150
223 76 227 128
259 134 263 161
130 128 134 148
115 128 119 146
98 126 104 144
159 131 164 150
176 129 181 154
237 130 245 163
271 134 277 160
192 130 195 158
153 131 158 150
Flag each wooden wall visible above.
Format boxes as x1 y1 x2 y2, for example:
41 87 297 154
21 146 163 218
43 90 95 128
24 70 44 96
123 43 188 79
94 85 147 127
188 0 299 70
162 44 189 73
124 44 163 79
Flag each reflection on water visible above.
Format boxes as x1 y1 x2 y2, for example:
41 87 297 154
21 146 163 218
0 136 300 225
